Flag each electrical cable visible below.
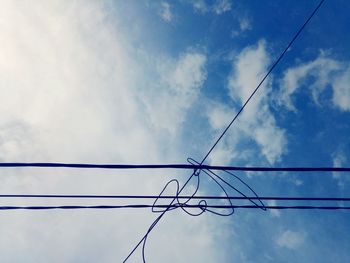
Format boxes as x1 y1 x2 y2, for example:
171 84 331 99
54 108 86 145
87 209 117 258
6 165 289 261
0 162 349 172
0 194 349 201
0 204 349 211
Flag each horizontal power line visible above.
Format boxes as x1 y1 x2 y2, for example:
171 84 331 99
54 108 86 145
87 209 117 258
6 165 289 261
0 162 349 172
0 194 349 201
0 204 349 210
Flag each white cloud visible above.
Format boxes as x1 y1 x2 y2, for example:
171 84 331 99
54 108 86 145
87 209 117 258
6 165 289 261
205 102 243 165
332 150 348 186
208 40 286 165
294 179 303 186
333 66 350 111
267 200 280 217
141 51 207 135
232 17 252 37
278 53 350 112
190 0 231 15
191 0 209 13
160 2 173 22
276 230 305 249
213 0 232 14
239 18 251 32
229 40 269 105
207 103 233 129
0 1 224 262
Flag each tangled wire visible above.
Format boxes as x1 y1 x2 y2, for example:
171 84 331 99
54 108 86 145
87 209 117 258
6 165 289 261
124 157 266 262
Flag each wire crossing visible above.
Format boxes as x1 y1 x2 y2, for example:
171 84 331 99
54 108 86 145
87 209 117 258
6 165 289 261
124 1 327 262
0 1 333 262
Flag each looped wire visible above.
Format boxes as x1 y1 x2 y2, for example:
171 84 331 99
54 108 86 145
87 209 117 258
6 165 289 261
139 157 266 262
152 157 266 218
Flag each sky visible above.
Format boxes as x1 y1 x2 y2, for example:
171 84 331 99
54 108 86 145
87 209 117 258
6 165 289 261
0 0 349 262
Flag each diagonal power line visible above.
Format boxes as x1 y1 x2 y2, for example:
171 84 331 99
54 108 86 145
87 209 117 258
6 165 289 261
200 0 326 165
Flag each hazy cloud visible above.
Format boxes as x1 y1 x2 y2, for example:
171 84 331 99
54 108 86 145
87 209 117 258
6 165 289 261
191 0 208 13
232 17 252 37
208 40 287 165
332 149 348 186
160 2 173 22
278 52 350 112
190 0 232 15
213 0 232 14
141 51 207 135
332 66 350 111
276 230 305 249
0 1 223 262
267 200 280 217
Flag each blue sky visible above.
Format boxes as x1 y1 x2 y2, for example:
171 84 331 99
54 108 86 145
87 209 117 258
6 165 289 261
0 0 349 262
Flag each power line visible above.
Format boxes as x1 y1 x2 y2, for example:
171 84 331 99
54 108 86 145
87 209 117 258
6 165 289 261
0 162 349 172
0 194 349 201
0 204 348 211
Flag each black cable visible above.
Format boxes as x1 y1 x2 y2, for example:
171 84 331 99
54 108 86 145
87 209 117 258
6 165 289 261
1 162 348 172
0 194 349 201
0 204 348 210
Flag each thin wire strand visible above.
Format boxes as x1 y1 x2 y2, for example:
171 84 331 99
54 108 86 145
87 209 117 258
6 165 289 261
200 0 326 165
0 194 349 201
1 162 348 172
0 204 348 210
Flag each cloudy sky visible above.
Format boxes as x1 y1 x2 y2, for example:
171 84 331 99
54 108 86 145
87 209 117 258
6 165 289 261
0 0 349 262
